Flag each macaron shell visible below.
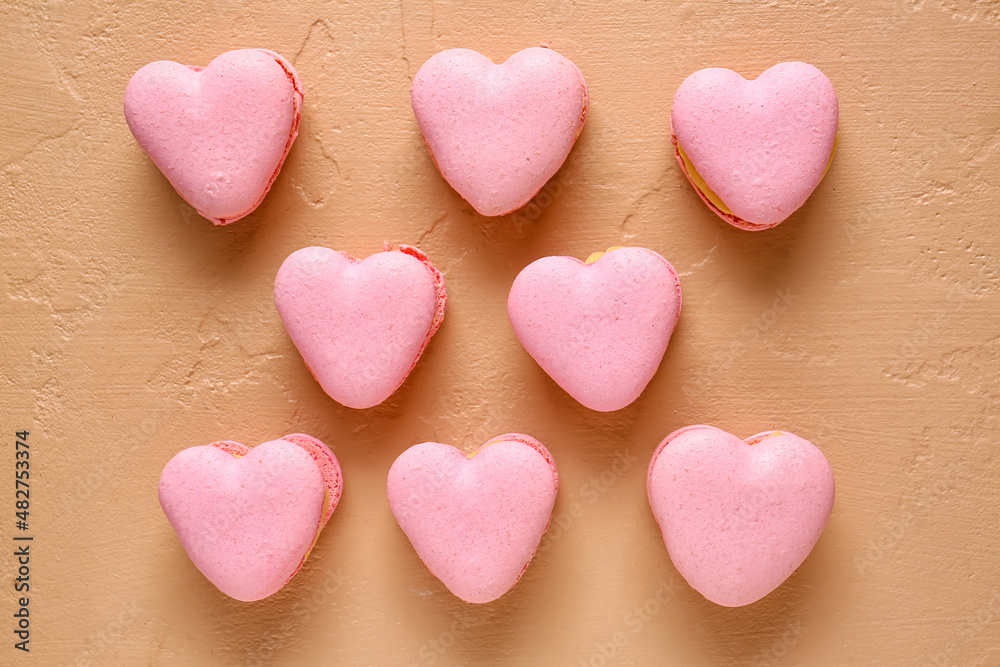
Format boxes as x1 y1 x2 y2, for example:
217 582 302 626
671 62 838 228
158 439 326 602
647 425 835 607
387 434 559 603
273 245 446 409
209 440 252 457
411 47 588 216
209 434 341 576
397 244 448 340
124 48 303 225
280 433 343 527
507 247 682 411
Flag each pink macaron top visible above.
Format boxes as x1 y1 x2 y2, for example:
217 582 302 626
387 434 558 603
411 47 588 216
507 247 682 411
671 62 838 229
159 437 333 602
647 425 835 606
274 244 447 409
124 48 302 225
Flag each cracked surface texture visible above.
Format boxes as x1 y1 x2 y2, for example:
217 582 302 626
0 0 998 665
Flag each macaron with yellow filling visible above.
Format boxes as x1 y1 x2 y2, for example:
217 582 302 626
671 62 838 230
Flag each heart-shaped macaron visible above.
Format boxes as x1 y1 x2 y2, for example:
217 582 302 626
507 247 682 412
158 433 342 602
647 425 835 607
411 46 588 216
387 434 558 603
124 48 303 225
274 244 446 409
671 62 838 230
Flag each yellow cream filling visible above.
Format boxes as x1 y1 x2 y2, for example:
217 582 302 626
677 142 733 215
585 246 625 264
676 135 839 217
301 487 330 564
749 430 783 445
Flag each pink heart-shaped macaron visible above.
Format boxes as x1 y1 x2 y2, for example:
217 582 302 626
274 244 447 409
124 48 303 225
411 47 588 216
158 433 342 602
671 62 838 230
387 434 559 603
647 425 835 607
507 247 682 412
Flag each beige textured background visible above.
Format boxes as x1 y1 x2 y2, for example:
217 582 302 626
2 0 999 665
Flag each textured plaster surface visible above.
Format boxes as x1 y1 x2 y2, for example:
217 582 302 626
1 0 998 665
